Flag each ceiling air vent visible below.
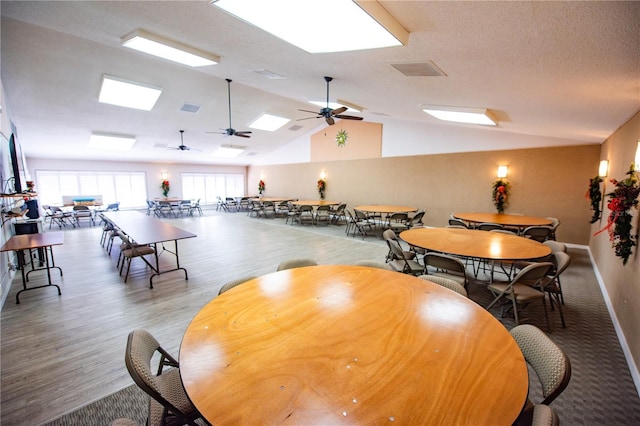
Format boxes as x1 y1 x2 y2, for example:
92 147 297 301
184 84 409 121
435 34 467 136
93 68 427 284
253 69 286 79
288 124 303 131
246 152 258 156
180 103 201 113
391 61 446 77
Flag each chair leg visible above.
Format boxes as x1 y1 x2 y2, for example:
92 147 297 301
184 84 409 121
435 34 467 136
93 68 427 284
512 297 519 325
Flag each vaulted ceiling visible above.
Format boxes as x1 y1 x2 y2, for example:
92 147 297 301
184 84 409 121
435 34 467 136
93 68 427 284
1 1 638 165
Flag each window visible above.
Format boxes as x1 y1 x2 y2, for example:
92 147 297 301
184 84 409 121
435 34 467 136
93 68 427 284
181 173 244 204
35 170 147 209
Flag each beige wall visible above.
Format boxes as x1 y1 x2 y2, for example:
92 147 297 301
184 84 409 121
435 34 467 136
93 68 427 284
590 109 640 374
250 144 600 244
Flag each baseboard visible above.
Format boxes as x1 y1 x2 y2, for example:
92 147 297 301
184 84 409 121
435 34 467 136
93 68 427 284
0 269 15 310
586 245 640 398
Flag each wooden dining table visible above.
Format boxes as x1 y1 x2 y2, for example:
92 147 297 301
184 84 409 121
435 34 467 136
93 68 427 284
453 212 553 229
291 199 340 207
400 227 551 261
180 265 529 425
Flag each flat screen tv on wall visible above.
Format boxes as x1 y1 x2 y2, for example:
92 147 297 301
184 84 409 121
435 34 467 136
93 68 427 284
8 133 23 194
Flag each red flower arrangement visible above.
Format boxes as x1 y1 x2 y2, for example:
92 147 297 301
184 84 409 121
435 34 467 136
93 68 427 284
492 179 509 214
595 164 640 264
258 180 265 195
317 179 326 200
161 180 170 197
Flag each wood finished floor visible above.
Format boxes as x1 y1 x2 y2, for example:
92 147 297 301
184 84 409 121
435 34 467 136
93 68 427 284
1 209 388 425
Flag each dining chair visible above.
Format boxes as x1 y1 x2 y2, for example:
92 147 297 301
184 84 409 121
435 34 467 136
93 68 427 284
418 274 468 297
382 229 416 263
298 205 315 226
262 201 276 218
539 251 571 325
386 212 409 232
189 198 203 216
486 262 554 329
522 226 553 242
422 252 468 289
386 239 424 276
346 209 371 238
46 205 75 229
510 324 572 409
514 403 560 426
178 200 192 217
447 218 468 228
117 231 156 283
315 204 332 225
545 217 561 240
248 200 263 218
406 210 425 228
218 275 257 295
276 258 317 271
72 205 95 227
477 222 504 231
330 203 347 224
125 329 206 426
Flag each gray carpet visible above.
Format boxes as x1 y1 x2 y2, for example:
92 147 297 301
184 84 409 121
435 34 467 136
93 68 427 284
42 221 640 425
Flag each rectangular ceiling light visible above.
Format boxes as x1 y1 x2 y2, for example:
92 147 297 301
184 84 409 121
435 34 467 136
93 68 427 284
121 29 220 67
89 132 136 151
422 106 498 126
99 75 162 111
211 0 408 53
249 113 291 131
213 144 245 158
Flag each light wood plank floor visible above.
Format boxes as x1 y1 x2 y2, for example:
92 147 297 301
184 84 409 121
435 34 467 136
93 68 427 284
1 209 387 425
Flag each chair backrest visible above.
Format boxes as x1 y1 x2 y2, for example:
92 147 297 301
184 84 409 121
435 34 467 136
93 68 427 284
408 210 425 227
218 276 257 295
299 205 313 213
543 240 566 253
106 202 120 211
386 239 410 261
448 218 467 228
125 329 197 424
382 229 398 242
316 204 331 212
423 253 467 280
510 324 571 405
277 258 317 271
523 226 552 242
354 209 369 221
477 222 504 231
389 212 408 222
513 261 554 286
419 275 468 297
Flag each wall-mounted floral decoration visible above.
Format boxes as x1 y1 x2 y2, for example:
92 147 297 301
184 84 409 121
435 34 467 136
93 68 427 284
586 175 603 223
317 179 326 200
595 164 640 265
161 180 170 197
492 179 510 214
258 180 265 195
336 129 348 147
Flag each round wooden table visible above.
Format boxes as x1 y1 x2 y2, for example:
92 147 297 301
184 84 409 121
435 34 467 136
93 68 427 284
355 205 417 214
292 199 340 206
400 227 551 261
180 265 528 425
453 212 553 228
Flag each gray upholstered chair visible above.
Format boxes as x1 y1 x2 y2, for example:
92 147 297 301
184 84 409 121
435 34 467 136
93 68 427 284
539 251 571 324
117 231 155 283
545 217 561 240
353 260 391 270
514 403 560 426
418 274 468 297
510 324 571 410
125 329 205 426
423 252 468 289
476 222 504 231
218 275 257 295
386 212 409 232
315 204 332 225
447 218 468 228
386 239 424 276
276 258 317 271
486 262 554 329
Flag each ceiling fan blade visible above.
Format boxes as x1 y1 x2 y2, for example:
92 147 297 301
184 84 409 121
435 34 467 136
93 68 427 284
205 131 226 134
331 107 347 115
298 109 321 115
334 114 363 121
235 133 251 138
235 130 252 134
296 116 322 121
326 116 335 126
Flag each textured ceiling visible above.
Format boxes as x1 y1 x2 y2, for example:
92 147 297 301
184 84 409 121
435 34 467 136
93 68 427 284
1 0 638 165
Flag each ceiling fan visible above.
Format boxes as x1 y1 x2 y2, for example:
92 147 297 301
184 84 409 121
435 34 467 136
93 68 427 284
298 76 363 126
207 79 252 138
167 130 200 151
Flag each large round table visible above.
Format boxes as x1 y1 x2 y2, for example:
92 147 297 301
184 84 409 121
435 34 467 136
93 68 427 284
453 212 553 228
400 227 551 261
355 204 418 214
180 265 528 425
